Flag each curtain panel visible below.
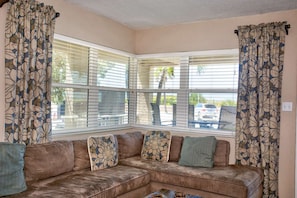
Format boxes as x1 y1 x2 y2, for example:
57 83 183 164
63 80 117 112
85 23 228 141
5 0 57 144
235 22 287 198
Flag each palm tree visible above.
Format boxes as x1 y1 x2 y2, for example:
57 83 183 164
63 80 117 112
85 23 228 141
151 66 174 125
155 66 174 105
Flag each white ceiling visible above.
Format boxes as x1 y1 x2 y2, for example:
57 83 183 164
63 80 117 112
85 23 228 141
65 0 297 30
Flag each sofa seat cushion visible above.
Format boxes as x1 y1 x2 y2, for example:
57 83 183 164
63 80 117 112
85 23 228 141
120 156 263 198
9 165 150 198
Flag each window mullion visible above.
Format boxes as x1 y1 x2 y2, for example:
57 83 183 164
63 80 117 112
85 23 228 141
88 48 99 128
129 57 137 125
176 57 189 128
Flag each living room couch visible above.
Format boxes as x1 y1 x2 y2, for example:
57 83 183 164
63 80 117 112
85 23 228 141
2 131 263 198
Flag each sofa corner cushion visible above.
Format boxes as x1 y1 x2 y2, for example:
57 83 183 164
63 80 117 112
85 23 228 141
214 140 230 166
179 136 217 168
116 131 143 159
169 136 183 162
73 139 90 171
0 142 27 196
87 134 118 171
141 131 172 162
24 141 74 182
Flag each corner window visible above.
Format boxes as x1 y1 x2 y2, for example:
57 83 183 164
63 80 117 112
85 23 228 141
51 36 238 136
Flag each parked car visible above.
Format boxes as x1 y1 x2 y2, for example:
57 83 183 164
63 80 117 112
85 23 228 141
194 103 219 121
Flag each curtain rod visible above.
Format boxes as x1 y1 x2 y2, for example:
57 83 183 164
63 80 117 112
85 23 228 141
0 0 60 18
234 24 291 36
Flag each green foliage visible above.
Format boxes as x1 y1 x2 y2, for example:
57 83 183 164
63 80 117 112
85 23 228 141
52 88 65 105
155 66 175 105
98 60 114 78
218 100 237 107
152 95 176 105
155 66 174 80
189 93 207 105
52 53 66 83
152 94 235 107
52 52 66 104
196 64 205 75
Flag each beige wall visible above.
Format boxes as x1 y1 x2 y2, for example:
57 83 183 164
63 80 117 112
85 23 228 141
0 1 296 197
45 0 135 53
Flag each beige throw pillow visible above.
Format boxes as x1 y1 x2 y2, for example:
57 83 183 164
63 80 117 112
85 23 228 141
87 135 118 171
141 131 172 162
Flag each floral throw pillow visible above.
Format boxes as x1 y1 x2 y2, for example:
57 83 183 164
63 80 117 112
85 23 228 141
87 135 118 171
141 131 172 162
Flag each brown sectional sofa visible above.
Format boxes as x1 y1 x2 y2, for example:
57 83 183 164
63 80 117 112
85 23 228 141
5 131 263 198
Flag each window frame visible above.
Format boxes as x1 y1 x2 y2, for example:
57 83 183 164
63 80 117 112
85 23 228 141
51 34 238 137
134 50 238 137
52 34 135 135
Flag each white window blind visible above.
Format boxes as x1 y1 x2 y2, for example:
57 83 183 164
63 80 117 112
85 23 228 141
51 38 130 133
136 52 239 134
136 57 180 126
189 55 238 90
188 54 239 132
52 35 238 135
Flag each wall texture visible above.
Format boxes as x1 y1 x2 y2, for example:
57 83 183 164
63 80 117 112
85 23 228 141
47 0 135 53
0 1 296 197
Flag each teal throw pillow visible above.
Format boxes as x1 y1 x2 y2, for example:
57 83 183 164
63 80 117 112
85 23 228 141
178 136 217 168
0 142 27 196
87 135 118 171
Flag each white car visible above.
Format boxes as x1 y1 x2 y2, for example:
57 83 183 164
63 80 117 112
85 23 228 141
195 103 219 121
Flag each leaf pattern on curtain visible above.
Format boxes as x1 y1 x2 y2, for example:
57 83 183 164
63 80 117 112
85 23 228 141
235 22 287 198
5 0 57 144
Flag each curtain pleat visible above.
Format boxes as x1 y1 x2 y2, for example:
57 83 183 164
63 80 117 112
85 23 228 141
5 0 57 144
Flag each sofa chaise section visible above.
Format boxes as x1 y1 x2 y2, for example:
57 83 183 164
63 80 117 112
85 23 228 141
9 165 150 198
120 156 263 198
117 132 263 198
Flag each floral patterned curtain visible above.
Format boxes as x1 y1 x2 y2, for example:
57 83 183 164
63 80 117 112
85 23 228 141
235 22 287 198
5 0 57 144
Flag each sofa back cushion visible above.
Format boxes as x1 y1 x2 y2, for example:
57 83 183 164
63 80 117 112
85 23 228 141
169 136 183 162
24 141 74 182
116 131 143 159
168 137 230 166
73 139 90 171
214 140 230 166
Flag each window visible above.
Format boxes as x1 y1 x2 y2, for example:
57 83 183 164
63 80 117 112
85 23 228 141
136 57 180 126
136 51 238 134
51 36 131 133
189 54 238 132
51 35 238 135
